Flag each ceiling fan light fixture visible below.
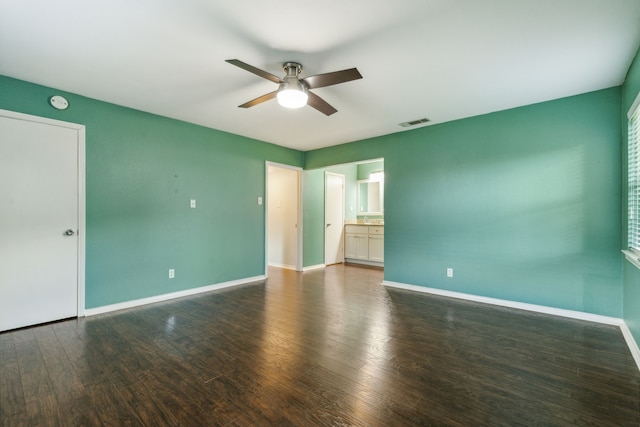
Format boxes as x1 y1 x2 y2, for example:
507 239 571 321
277 82 308 109
226 59 362 115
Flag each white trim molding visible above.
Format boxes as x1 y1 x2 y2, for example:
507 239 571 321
383 280 622 324
628 89 640 119
268 262 298 271
622 249 640 270
620 322 640 371
303 264 326 272
85 275 266 316
345 259 384 268
383 280 640 372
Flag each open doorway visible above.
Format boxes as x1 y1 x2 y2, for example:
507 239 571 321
311 159 384 269
266 162 302 273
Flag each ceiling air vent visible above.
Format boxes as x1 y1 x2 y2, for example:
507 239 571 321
399 117 430 128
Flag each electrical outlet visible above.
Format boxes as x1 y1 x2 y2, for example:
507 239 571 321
169 269 175 279
447 268 453 278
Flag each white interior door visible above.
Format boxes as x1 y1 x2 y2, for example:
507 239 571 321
0 111 84 331
325 172 345 265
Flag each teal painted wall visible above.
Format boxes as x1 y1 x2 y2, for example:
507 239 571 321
357 160 384 180
306 88 623 317
0 75 303 308
623 47 640 343
303 169 325 267
302 163 357 267
1 73 630 321
332 163 359 221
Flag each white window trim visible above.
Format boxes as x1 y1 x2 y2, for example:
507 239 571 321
626 91 640 269
629 91 640 120
623 248 640 269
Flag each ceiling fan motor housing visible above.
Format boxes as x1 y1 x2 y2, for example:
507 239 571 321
283 62 303 77
277 62 308 108
281 62 308 91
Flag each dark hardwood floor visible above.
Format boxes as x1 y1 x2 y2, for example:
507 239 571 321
1 264 639 426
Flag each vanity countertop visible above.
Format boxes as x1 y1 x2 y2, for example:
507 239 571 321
344 220 384 226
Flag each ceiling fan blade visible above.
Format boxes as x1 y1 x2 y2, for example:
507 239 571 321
238 90 278 108
226 59 285 84
302 68 362 89
307 91 337 116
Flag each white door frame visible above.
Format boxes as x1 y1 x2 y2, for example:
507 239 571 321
265 161 303 275
324 172 345 265
0 108 86 317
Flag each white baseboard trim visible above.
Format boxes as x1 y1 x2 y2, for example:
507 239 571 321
382 280 622 325
382 280 640 372
85 275 266 317
620 322 640 371
268 262 297 270
303 264 326 272
345 258 384 268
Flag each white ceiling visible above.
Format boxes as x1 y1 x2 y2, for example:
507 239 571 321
1 0 639 151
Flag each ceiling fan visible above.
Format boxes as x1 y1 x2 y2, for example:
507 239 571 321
226 59 362 116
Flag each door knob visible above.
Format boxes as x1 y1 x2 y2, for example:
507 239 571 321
326 223 331 227
64 229 75 236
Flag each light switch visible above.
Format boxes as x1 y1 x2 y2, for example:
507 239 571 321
258 196 263 205
190 199 196 208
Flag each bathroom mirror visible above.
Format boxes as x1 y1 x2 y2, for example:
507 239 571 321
357 179 383 215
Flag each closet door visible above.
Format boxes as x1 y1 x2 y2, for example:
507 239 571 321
0 112 84 331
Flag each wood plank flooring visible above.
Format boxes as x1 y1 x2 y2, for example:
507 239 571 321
1 264 639 426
